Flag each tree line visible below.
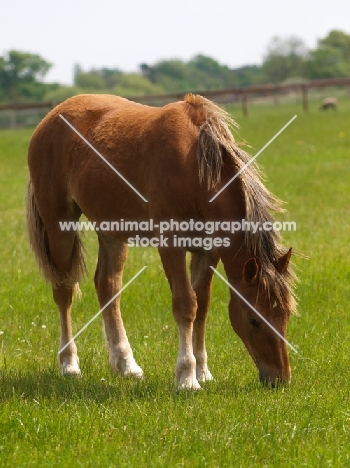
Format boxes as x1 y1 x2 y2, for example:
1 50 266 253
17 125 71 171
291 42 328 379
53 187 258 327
0 29 349 104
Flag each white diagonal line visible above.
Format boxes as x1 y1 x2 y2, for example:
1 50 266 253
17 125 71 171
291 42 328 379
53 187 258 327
59 114 148 203
58 266 147 355
209 115 297 202
210 266 298 353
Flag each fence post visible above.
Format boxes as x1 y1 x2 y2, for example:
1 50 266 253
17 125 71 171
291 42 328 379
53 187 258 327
302 85 309 112
10 110 16 128
242 93 248 116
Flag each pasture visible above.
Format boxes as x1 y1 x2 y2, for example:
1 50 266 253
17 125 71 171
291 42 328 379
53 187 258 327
0 99 349 467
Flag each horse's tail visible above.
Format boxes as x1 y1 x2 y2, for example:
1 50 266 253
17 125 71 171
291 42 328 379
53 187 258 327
26 180 85 291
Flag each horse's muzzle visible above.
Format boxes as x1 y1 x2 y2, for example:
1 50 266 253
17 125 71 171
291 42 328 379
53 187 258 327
259 367 291 388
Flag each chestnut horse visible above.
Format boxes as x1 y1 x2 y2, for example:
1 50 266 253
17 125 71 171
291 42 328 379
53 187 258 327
26 94 296 389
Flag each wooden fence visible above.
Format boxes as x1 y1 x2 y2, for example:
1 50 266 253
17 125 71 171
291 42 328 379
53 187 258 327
1 77 349 128
125 77 350 115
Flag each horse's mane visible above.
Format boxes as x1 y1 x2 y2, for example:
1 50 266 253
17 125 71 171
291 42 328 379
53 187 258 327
184 93 296 313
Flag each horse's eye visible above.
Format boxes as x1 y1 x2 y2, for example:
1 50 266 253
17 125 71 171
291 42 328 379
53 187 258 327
249 318 260 328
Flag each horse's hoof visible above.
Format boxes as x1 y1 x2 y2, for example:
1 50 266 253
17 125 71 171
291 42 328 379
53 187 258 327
176 378 202 391
196 368 214 382
110 356 144 380
123 366 144 380
61 363 81 377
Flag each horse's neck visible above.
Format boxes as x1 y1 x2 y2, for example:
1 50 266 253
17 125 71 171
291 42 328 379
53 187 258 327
219 233 248 283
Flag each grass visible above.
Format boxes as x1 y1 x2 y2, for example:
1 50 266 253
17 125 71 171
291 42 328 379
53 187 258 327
0 99 349 467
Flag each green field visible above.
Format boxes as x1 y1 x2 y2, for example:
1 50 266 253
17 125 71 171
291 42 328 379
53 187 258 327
0 100 349 467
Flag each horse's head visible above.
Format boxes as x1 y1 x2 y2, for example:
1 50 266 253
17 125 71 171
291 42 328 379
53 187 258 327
227 248 294 386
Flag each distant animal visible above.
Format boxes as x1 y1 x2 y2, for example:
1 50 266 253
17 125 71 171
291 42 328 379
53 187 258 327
26 93 296 390
319 97 337 110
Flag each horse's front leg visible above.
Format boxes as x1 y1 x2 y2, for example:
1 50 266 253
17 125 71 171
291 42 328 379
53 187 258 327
190 249 219 382
158 247 200 390
94 234 143 379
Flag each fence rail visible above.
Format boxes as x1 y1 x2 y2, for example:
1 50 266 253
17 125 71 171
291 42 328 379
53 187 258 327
1 77 349 128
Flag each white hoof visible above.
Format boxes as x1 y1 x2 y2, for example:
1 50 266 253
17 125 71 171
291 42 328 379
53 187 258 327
123 362 144 380
196 367 214 382
177 377 202 391
110 355 144 380
175 355 201 390
61 359 81 377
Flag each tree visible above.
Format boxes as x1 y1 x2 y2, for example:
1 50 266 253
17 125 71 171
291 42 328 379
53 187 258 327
304 47 344 79
190 55 223 75
99 67 122 88
0 50 51 101
262 36 308 83
44 85 84 103
139 63 157 83
74 66 122 90
319 30 350 60
189 54 238 89
147 56 239 92
74 69 106 89
230 65 264 87
305 30 350 78
149 59 196 92
112 73 164 96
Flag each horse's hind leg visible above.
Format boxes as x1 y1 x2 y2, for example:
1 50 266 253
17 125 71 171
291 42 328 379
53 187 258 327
49 231 84 376
54 283 81 376
190 249 219 382
94 233 143 379
26 181 84 375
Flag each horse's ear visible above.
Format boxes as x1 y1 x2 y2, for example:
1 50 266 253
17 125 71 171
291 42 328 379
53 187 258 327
275 248 292 274
243 258 259 285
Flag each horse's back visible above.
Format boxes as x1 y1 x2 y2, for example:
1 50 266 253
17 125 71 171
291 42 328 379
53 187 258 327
29 94 197 162
27 94 203 223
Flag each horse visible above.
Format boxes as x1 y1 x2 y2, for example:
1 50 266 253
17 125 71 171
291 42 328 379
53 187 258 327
26 93 296 390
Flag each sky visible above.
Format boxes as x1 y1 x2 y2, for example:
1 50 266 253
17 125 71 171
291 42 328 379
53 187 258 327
1 0 349 85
